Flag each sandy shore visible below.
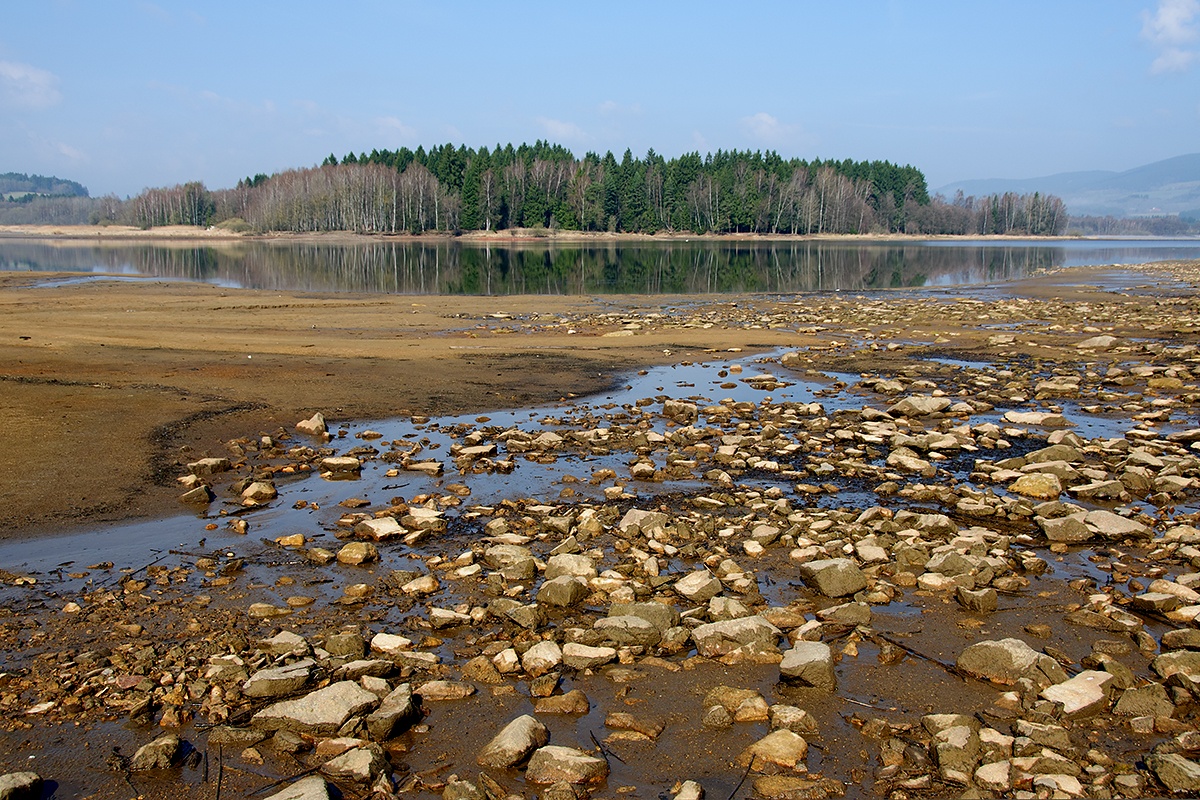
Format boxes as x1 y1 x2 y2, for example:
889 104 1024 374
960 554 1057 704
0 223 1106 244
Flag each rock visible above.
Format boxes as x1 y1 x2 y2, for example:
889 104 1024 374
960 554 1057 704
595 615 662 646
752 776 841 799
429 607 472 628
296 412 328 436
796 558 868 598
243 659 315 698
1114 683 1174 717
416 680 476 701
736 729 808 771
336 542 378 565
261 775 330 800
691 616 781 658
249 602 292 619
609 601 680 632
815 601 871 625
354 517 405 541
704 686 769 721
1004 411 1072 428
956 638 1067 686
525 745 609 785
533 689 591 715
522 641 564 677
320 456 361 475
617 508 670 536
605 711 665 739
1153 650 1200 690
675 570 723 602
779 642 836 691
325 631 366 658
1010 473 1062 499
562 642 617 669
1077 334 1119 351
890 395 951 417
260 631 311 657
443 780 485 800
1039 670 1114 717
932 725 979 785
252 681 379 735
0 772 42 800
477 714 550 768
1037 513 1092 543
130 733 182 770
369 632 413 658
320 743 387 784
188 456 231 475
956 587 998 613
241 481 278 505
1085 509 1151 540
365 683 420 741
1147 753 1200 793
179 485 214 505
673 780 704 800
545 553 597 580
769 705 819 734
537 575 589 607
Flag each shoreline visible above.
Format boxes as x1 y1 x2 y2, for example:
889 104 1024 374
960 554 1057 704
0 223 1182 245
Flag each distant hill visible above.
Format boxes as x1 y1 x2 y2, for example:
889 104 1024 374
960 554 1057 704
936 154 1200 219
0 172 89 200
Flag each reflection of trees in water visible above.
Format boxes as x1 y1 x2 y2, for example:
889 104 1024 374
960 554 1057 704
0 241 1067 294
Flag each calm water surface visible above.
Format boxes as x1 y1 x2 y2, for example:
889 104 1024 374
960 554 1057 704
1 237 1198 294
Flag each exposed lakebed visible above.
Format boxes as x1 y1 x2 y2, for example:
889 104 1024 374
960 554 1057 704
0 262 1199 799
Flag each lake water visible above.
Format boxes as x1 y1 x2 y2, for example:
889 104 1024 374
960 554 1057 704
1 237 1198 294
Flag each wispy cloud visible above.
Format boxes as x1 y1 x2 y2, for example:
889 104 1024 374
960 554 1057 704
536 116 586 142
375 115 416 141
1142 0 1200 74
739 112 812 148
0 60 61 109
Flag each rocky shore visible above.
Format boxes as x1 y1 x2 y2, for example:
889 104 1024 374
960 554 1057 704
1 260 1199 799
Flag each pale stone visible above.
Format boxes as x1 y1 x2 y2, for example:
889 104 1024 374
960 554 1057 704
477 715 550 768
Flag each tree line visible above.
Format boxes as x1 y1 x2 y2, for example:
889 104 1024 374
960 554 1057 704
1 143 1075 235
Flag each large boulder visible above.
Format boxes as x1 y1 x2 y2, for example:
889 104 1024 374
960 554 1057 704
252 681 379 735
691 616 781 659
779 642 836 691
594 615 661 646
129 734 182 770
0 772 43 800
1147 753 1200 794
261 776 330 800
956 638 1066 687
796 558 867 598
365 683 420 741
477 715 550 768
525 745 609 785
242 658 315 698
675 571 723 602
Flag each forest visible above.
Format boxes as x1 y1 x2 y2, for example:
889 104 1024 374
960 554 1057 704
0 143 1085 236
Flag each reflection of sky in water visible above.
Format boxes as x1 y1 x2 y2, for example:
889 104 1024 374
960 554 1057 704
922 238 1200 268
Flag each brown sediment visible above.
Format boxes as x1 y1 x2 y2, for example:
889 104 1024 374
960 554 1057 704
0 257 1197 799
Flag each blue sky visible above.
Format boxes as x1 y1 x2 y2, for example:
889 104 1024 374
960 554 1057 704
2 1 1197 198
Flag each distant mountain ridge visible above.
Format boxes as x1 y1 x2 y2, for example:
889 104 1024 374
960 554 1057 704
936 154 1200 219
